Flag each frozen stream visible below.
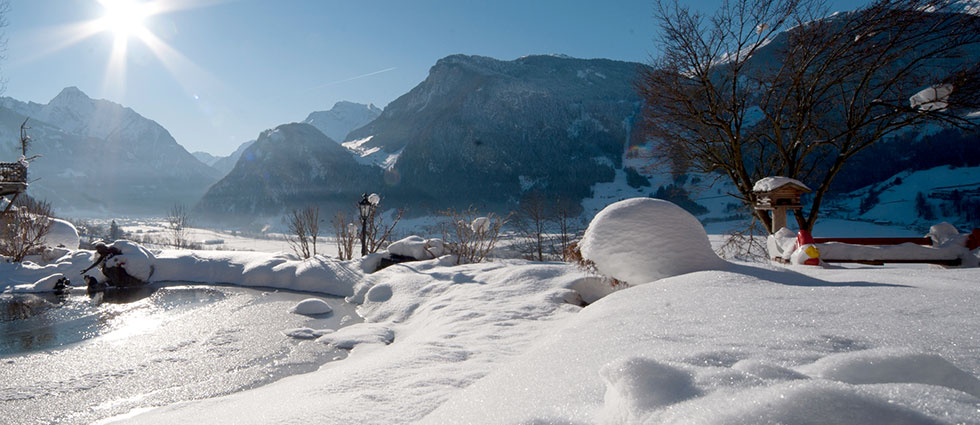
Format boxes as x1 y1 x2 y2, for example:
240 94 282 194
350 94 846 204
0 284 361 425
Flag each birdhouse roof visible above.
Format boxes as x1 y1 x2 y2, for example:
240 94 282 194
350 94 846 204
753 176 811 193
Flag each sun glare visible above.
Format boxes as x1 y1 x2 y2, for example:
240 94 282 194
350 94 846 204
97 0 153 40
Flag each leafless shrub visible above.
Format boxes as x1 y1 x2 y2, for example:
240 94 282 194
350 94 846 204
285 205 321 259
1 196 52 262
440 207 507 264
716 218 770 262
333 211 358 261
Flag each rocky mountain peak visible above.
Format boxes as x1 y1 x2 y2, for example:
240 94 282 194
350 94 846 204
302 101 381 143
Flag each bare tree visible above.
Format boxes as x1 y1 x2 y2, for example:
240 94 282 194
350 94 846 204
0 196 52 262
167 203 190 249
550 197 584 262
512 191 550 261
638 0 980 233
333 211 357 261
285 206 320 259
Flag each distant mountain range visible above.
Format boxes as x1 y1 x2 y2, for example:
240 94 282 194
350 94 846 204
197 54 645 220
196 123 382 218
5 23 976 230
0 87 222 216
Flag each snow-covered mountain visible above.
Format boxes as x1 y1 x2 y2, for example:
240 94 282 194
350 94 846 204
303 101 381 144
194 54 645 221
345 54 645 211
0 87 221 216
196 123 382 218
209 139 256 177
192 151 220 167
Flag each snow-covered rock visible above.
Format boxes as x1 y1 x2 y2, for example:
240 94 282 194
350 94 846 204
291 298 333 315
579 198 725 284
103 240 157 281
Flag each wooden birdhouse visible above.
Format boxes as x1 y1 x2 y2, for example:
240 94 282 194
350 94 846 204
753 177 811 233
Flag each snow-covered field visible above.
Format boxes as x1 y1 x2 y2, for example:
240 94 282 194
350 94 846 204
3 200 979 424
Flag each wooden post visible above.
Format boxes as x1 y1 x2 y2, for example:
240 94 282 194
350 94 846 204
772 206 787 231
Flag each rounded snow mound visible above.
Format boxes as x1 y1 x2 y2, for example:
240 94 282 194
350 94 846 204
579 198 724 285
653 380 945 425
798 349 980 398
291 298 333 315
41 218 80 249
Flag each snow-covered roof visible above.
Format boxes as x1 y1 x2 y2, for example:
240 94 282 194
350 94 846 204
909 84 953 111
753 176 811 193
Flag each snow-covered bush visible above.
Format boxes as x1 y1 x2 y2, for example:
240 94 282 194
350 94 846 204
439 207 507 264
579 198 724 285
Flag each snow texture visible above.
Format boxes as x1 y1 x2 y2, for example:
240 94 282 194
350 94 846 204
579 198 725 284
291 298 333 315
798 349 980 398
387 235 447 260
752 176 810 192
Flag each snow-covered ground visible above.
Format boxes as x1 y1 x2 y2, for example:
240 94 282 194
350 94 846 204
2 199 979 424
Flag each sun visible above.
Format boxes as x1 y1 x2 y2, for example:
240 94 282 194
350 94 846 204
96 0 154 40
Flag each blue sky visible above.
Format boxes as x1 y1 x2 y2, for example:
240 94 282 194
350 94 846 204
3 0 863 156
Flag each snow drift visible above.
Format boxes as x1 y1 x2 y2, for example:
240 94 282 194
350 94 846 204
579 198 725 284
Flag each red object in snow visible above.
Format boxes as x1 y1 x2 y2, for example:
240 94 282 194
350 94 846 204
795 230 821 266
967 229 980 251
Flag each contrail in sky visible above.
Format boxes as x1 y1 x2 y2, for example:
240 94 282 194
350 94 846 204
313 67 397 89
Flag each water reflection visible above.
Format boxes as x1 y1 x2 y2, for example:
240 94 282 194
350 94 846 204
0 285 225 356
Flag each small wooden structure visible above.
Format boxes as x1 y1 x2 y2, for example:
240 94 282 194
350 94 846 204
0 162 27 214
2 119 32 214
753 177 811 233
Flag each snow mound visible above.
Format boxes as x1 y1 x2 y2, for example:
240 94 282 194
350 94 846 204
387 235 447 260
291 298 333 315
283 328 332 340
752 176 810 192
798 349 980 398
599 357 699 424
5 273 68 293
103 240 156 281
316 323 393 349
579 198 724 284
41 218 80 249
653 380 944 425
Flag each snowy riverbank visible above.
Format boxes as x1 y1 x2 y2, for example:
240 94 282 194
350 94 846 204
103 257 980 425
3 203 979 423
